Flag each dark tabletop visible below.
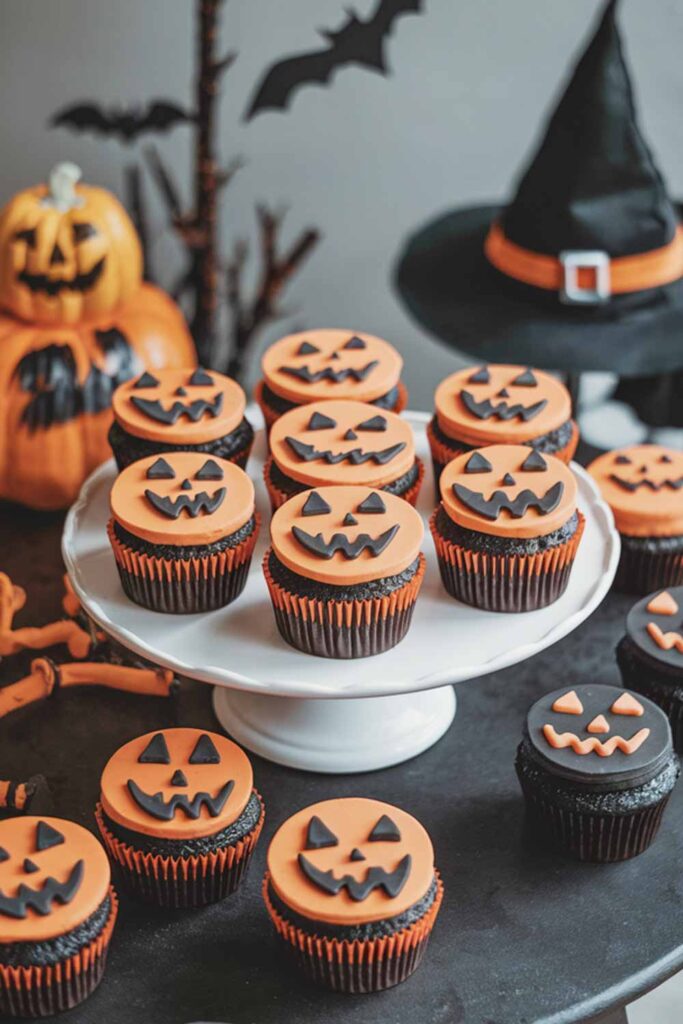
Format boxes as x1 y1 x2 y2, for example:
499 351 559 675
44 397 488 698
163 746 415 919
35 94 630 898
0 504 681 1024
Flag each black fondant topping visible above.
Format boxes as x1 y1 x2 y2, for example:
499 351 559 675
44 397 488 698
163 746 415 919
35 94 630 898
512 368 538 387
189 733 222 764
137 733 171 765
343 513 358 526
146 457 176 480
356 414 388 432
175 386 187 396
0 861 84 920
465 451 493 474
298 852 412 901
297 341 319 356
368 814 402 842
626 585 683 671
291 524 399 560
305 815 339 850
195 458 224 481
171 770 188 787
521 450 548 472
35 821 65 852
307 411 336 430
279 361 379 385
608 473 683 493
133 372 159 389
453 481 564 521
131 392 224 425
0 848 8 863
144 487 226 519
127 778 234 821
285 436 406 466
350 848 366 862
23 859 39 874
615 455 632 464
344 429 358 441
357 492 387 514
181 479 192 490
468 366 490 384
460 389 548 422
343 335 366 350
189 369 213 386
502 473 516 486
301 491 332 517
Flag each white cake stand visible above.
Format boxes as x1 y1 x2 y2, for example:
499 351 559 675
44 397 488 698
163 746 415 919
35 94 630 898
62 409 620 773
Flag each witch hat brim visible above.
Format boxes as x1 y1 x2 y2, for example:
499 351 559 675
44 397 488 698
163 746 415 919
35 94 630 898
394 203 683 377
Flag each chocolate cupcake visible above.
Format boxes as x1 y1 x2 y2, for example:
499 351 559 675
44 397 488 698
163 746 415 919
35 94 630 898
95 728 264 908
617 587 683 751
108 451 259 614
0 816 117 1017
264 485 425 658
428 364 578 489
109 367 254 471
255 329 407 431
430 444 584 612
265 399 424 510
263 797 443 993
588 444 683 594
516 684 679 862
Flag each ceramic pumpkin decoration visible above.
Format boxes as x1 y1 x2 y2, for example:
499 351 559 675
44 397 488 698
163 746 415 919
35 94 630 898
0 163 142 325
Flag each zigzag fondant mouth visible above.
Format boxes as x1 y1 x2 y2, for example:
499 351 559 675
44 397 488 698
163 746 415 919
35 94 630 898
291 525 400 560
609 474 683 493
127 779 235 821
144 487 226 519
0 861 84 919
279 362 379 385
285 436 406 466
460 389 548 423
453 482 564 521
298 852 412 901
131 393 224 425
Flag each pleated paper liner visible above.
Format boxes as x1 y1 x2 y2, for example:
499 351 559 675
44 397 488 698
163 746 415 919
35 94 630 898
0 887 118 1018
430 509 585 613
617 638 683 753
518 780 672 863
95 794 264 908
263 551 426 658
613 542 683 595
107 513 260 614
263 872 443 993
255 380 409 436
262 456 425 512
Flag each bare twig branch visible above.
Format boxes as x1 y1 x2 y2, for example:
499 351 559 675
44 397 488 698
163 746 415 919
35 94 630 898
213 51 237 79
125 163 153 281
144 145 184 221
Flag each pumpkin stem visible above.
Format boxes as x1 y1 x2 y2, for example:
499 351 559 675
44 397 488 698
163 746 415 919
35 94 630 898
46 162 83 211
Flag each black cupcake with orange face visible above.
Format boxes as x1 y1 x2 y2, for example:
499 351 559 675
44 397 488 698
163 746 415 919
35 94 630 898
109 367 254 471
516 684 678 862
95 728 265 908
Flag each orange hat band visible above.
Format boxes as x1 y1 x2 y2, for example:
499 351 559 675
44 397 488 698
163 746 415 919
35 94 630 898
484 222 683 304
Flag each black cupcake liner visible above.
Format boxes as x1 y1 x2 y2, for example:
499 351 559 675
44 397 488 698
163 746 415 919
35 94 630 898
114 557 252 615
614 543 683 595
617 638 683 753
435 554 576 612
270 601 419 659
283 930 434 993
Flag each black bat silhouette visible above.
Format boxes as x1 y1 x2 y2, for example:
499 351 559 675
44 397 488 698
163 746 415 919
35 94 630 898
50 100 193 143
244 0 423 120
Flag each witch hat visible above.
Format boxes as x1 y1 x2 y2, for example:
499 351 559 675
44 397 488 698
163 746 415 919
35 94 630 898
395 0 683 376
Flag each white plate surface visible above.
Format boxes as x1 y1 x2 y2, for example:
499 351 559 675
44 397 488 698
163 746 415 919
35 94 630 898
62 409 620 700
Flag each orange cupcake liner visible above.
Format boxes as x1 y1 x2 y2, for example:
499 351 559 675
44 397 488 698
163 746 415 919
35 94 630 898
430 508 585 612
263 456 425 511
0 887 118 1018
256 380 409 435
263 871 443 993
95 794 264 908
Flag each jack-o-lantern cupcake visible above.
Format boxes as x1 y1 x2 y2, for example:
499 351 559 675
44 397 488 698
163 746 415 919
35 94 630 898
263 797 443 993
108 451 259 614
95 728 264 908
617 587 683 751
431 444 584 612
0 816 117 1017
516 684 679 862
265 400 424 510
428 364 578 488
263 485 425 658
109 367 254 471
588 444 683 594
255 329 407 431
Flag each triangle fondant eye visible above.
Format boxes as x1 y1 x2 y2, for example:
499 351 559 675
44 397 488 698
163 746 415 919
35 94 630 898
305 815 339 849
0 848 8 863
196 459 224 481
468 366 490 384
189 734 221 764
356 415 387 432
36 821 65 852
646 591 679 616
146 457 176 480
512 368 537 387
302 491 331 516
614 454 632 465
189 368 213 386
307 411 336 430
611 693 644 717
343 335 366 350
551 690 583 715
368 814 401 842
138 733 171 764
465 452 492 474
297 341 319 356
520 450 547 472
133 371 159 389
357 492 386 514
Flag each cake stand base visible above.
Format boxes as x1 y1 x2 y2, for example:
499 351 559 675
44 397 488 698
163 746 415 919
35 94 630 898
212 684 456 773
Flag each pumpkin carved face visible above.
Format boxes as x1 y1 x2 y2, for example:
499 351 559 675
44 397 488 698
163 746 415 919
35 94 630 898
626 587 683 669
269 399 415 488
261 329 403 404
0 163 142 324
267 798 435 925
588 444 683 537
434 364 571 446
269 485 424 585
100 728 254 840
440 444 578 538
0 816 110 943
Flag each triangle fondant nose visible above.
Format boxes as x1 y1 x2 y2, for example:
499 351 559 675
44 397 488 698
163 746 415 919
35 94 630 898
587 714 610 734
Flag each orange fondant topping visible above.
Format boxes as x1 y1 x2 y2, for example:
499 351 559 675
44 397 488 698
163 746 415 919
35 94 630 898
439 444 578 539
100 728 254 840
542 724 650 757
110 452 254 546
611 692 645 717
647 591 679 616
587 715 610 735
587 445 683 538
261 329 403 405
112 367 246 444
269 485 424 586
0 816 110 943
647 622 683 654
269 399 415 488
433 364 571 446
266 797 435 927
551 690 584 715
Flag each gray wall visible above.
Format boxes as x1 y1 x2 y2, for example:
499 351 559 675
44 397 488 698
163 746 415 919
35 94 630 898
1 0 682 407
